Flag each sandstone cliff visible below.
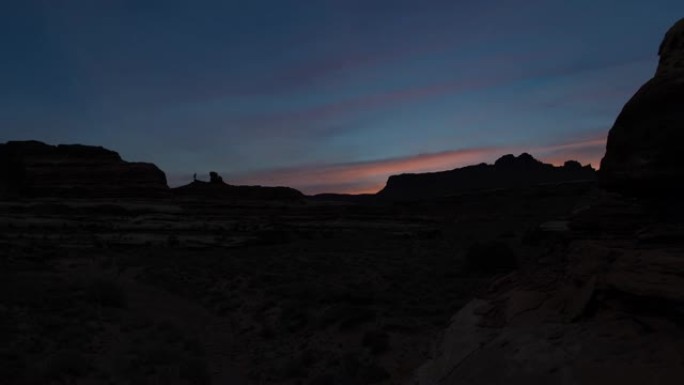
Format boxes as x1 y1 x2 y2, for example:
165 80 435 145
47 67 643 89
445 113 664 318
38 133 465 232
0 141 169 199
600 18 684 194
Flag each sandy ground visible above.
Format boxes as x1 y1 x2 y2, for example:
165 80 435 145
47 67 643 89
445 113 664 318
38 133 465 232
0 183 596 384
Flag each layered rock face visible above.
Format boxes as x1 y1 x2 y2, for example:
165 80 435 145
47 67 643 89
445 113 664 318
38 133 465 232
378 153 595 201
0 141 169 199
600 18 684 193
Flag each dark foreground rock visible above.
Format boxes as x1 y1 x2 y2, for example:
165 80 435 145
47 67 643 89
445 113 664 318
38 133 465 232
0 141 169 199
413 19 684 385
600 18 684 194
378 153 595 201
412 194 684 385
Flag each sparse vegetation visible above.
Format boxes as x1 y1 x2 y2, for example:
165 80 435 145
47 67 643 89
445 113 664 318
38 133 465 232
167 233 180 247
362 330 390 355
85 277 127 308
41 350 91 382
465 240 518 273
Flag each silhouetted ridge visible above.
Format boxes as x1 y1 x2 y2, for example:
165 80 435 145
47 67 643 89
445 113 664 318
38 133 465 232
494 152 540 167
173 172 304 201
0 140 168 199
377 153 595 201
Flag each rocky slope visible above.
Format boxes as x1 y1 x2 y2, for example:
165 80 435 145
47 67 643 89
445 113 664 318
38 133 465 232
0 140 169 199
412 18 684 385
600 18 684 194
411 195 684 385
378 153 595 201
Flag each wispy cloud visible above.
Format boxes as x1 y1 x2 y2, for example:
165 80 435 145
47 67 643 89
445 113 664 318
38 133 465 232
226 53 649 141
221 132 608 195
227 147 498 194
534 133 607 168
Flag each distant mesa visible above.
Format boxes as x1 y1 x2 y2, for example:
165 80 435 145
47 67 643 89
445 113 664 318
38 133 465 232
600 17 684 194
493 152 539 167
376 153 596 201
173 171 304 201
0 140 168 199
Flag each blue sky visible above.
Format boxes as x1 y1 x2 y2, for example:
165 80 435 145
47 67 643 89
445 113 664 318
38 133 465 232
2 1 683 193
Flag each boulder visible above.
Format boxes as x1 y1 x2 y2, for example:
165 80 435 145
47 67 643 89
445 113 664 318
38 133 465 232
0 141 169 199
600 18 684 194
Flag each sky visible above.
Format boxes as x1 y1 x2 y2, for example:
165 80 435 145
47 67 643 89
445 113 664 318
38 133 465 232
2 1 684 194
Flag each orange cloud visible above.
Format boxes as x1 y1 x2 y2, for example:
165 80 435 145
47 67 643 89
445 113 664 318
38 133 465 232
532 134 607 168
231 147 501 194
229 133 608 195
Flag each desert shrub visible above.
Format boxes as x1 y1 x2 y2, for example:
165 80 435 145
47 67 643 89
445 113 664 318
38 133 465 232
0 347 26 383
465 241 517 273
259 324 276 340
256 229 291 245
338 306 377 331
166 234 180 247
41 350 90 382
155 319 186 343
362 330 390 355
85 278 127 308
339 352 389 384
309 372 336 385
141 345 179 368
318 304 377 330
521 226 544 245
278 357 309 380
357 362 390 384
182 339 206 356
317 304 348 328
179 357 211 385
280 300 310 331
341 352 360 376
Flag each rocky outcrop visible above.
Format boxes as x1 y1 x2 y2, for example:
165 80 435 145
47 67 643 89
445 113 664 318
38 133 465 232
600 18 684 194
173 172 304 201
378 153 595 201
209 171 224 184
412 196 684 385
412 20 684 385
0 141 169 199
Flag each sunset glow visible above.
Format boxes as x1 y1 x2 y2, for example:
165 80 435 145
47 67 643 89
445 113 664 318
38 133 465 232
225 134 608 194
2 1 682 193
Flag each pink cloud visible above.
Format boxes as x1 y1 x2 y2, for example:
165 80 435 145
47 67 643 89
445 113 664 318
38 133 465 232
230 73 523 133
230 147 501 194
228 133 608 195
532 133 607 168
226 49 572 134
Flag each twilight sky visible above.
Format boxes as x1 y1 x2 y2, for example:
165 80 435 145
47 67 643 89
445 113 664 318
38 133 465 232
2 1 684 194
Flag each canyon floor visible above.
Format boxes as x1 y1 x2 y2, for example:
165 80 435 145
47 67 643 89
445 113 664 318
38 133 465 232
3 181 682 385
